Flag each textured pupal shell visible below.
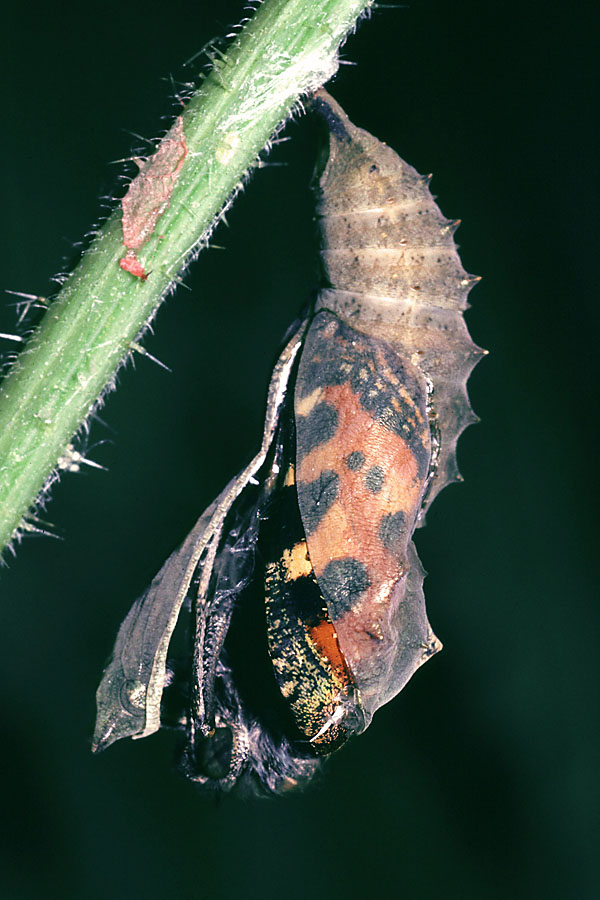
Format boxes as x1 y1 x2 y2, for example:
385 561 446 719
93 330 305 754
313 91 484 518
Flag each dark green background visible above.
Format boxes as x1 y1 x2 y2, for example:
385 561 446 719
1 2 597 898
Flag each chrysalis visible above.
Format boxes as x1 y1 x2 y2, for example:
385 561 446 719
93 91 483 795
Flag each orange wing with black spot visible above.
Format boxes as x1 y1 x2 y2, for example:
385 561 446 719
294 310 440 726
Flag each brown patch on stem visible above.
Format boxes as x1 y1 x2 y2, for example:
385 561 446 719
119 116 188 279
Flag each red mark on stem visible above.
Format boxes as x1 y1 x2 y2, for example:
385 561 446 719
119 116 188 280
119 250 148 280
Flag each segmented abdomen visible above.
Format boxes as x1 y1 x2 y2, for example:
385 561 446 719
313 91 483 517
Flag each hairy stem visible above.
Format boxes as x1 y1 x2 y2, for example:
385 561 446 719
0 0 372 554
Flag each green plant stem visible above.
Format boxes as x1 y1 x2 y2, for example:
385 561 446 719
0 0 371 554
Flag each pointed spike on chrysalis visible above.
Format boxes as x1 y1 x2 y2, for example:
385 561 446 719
441 218 461 235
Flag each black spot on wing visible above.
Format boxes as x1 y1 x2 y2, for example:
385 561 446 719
298 470 339 535
296 402 338 459
378 511 407 555
319 558 370 619
296 312 430 480
364 465 385 493
346 451 365 471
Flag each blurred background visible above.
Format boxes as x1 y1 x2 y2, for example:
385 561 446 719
1 2 596 898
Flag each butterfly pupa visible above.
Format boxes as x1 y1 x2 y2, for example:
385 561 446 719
93 90 483 795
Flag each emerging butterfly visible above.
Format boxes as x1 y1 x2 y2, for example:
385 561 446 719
93 91 484 795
